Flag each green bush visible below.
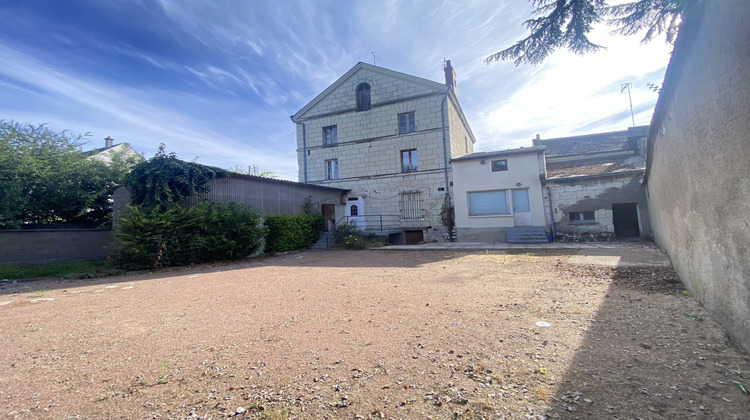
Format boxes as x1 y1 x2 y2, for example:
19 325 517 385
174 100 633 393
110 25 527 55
333 221 361 243
112 200 265 269
264 214 324 253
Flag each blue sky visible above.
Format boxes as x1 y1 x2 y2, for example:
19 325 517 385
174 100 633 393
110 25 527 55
1 0 673 180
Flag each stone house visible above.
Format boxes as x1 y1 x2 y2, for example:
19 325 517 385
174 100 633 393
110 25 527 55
450 146 547 242
535 126 652 240
290 61 476 243
86 136 142 165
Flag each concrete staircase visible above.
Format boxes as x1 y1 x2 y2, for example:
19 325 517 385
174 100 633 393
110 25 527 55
310 231 335 251
506 226 550 244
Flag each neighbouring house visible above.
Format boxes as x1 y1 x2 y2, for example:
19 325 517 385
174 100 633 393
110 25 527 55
642 0 749 352
534 126 651 241
450 146 547 242
290 61 476 243
86 136 142 164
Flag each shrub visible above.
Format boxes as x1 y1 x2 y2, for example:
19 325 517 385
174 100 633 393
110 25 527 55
264 214 324 253
333 221 361 243
112 200 265 269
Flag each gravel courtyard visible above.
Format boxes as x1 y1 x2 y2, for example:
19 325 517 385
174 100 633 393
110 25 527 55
1 243 748 419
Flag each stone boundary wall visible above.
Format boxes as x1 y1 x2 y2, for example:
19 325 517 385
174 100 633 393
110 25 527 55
0 229 113 265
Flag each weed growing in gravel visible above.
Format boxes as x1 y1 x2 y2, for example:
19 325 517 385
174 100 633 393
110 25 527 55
262 408 289 420
158 359 169 384
27 289 50 298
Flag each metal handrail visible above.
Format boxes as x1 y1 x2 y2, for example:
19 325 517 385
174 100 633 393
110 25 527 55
335 214 405 231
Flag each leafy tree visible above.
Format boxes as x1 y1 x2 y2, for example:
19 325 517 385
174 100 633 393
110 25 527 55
0 121 139 229
486 0 689 66
124 144 227 210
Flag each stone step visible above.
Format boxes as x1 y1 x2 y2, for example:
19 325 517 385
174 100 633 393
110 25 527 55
310 232 335 250
506 226 550 244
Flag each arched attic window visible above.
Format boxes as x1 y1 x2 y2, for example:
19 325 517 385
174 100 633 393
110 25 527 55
356 83 371 111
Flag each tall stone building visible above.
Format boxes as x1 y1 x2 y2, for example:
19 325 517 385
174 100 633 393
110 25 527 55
290 61 475 242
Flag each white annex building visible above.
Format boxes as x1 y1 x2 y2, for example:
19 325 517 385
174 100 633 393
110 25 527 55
290 61 475 243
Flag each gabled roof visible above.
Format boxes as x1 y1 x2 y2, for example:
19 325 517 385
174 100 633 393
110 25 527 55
451 145 546 162
534 126 648 157
291 62 448 121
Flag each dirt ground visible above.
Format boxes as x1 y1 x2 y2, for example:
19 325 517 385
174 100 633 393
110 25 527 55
1 244 749 419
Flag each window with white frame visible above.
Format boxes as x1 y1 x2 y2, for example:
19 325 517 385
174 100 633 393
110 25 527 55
398 112 415 134
325 159 338 180
400 191 423 221
468 190 510 216
401 149 418 172
323 126 337 146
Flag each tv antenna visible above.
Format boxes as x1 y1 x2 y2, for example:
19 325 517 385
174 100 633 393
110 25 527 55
620 82 635 127
371 51 377 66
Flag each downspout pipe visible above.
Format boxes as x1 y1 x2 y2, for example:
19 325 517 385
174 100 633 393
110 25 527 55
290 115 308 184
546 186 556 241
301 122 307 183
440 87 454 241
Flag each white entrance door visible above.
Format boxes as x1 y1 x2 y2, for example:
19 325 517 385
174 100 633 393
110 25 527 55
346 197 366 229
512 189 533 226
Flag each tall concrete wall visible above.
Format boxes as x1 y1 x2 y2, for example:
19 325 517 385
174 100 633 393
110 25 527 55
645 0 750 351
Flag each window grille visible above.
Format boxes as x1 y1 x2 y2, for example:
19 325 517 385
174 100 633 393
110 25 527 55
400 191 423 221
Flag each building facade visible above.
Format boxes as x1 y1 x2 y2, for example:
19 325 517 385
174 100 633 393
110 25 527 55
451 147 547 242
290 62 475 242
535 126 651 240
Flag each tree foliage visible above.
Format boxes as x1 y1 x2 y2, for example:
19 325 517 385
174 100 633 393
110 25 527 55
124 144 227 210
0 121 139 229
486 0 689 66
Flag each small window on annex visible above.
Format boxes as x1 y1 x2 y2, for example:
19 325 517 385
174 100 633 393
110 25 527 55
323 126 337 146
491 159 508 172
401 149 418 172
356 83 371 111
569 211 596 223
325 159 339 180
399 112 415 134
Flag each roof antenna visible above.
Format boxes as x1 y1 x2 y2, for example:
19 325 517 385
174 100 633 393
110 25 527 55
371 51 377 66
620 82 635 127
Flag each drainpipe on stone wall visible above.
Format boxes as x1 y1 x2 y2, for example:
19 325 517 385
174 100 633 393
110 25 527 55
440 87 454 241
546 186 556 241
302 122 308 183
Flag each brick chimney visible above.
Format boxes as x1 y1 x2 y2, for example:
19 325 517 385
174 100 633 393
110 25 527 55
444 60 456 93
104 136 115 148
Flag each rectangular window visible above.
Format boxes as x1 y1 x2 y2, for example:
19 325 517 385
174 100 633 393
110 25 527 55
491 159 508 172
400 191 423 221
569 211 596 223
323 126 337 146
401 149 418 172
468 190 510 216
398 112 415 134
325 159 338 180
